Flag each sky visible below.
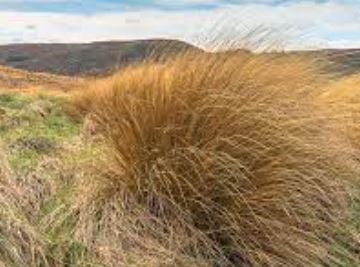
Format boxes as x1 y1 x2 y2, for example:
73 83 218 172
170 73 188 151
0 0 360 50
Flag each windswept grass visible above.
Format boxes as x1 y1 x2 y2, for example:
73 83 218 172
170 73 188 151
317 74 360 151
68 51 360 267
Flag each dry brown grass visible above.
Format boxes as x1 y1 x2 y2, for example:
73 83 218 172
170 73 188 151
69 51 360 267
317 74 360 152
0 155 51 267
0 65 84 93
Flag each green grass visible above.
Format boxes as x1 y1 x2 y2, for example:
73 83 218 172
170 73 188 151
0 92 80 172
0 93 33 109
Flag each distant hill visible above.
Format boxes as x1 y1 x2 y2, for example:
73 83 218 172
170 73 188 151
290 49 360 76
0 39 201 76
0 39 359 77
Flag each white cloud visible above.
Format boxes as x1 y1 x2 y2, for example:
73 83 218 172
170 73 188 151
0 1 359 50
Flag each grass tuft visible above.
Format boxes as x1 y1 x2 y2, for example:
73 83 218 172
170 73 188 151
69 51 360 267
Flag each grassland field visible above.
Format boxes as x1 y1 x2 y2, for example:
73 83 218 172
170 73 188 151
1 51 360 267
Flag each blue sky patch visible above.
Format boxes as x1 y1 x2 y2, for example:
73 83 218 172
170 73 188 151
0 0 356 14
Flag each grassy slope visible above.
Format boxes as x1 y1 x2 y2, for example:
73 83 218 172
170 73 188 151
0 65 83 92
0 92 80 171
0 62 360 267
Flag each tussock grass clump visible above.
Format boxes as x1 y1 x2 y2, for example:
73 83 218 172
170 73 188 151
71 52 360 267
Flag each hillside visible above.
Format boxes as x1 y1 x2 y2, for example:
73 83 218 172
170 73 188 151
0 39 200 76
1 45 360 267
0 65 83 92
291 49 360 76
0 39 360 77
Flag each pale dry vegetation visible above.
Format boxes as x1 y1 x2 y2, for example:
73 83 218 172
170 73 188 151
317 74 360 151
0 65 84 94
1 50 360 267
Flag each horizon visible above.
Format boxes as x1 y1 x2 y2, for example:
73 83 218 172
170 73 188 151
1 38 360 53
1 0 360 50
